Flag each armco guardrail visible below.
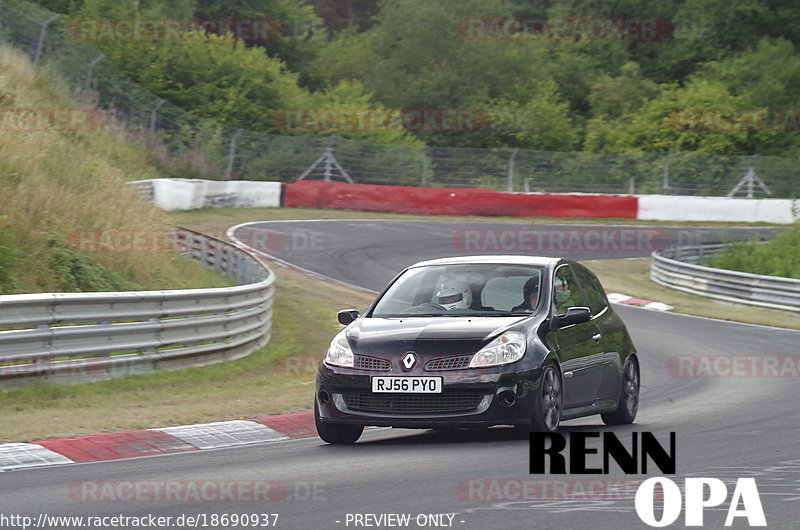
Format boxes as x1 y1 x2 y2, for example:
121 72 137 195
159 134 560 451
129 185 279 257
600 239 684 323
651 244 800 312
0 228 274 387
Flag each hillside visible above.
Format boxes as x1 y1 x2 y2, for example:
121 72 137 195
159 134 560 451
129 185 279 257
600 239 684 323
0 45 224 294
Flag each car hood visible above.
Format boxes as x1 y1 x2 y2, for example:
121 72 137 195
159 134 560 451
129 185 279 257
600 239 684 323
345 316 530 357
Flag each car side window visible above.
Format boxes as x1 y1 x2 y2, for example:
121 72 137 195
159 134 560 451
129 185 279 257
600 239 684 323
553 265 585 315
571 263 608 316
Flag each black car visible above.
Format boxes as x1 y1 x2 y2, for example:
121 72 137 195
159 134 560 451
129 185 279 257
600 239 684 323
315 256 640 444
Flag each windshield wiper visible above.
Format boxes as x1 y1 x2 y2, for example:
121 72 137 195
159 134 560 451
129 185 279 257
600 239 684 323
381 313 479 318
377 313 446 318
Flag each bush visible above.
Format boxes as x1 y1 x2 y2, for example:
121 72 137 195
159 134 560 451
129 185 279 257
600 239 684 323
706 223 800 279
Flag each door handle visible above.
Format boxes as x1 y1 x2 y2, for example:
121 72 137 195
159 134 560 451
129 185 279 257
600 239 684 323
592 333 602 343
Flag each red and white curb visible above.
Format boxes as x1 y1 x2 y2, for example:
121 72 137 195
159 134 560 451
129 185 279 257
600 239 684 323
606 292 673 311
0 412 317 471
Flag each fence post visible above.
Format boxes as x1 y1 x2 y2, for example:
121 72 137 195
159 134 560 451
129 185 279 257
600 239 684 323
727 153 770 198
508 148 519 192
421 147 429 186
322 136 336 181
85 54 104 89
33 14 59 67
663 151 671 190
225 128 243 180
150 100 165 134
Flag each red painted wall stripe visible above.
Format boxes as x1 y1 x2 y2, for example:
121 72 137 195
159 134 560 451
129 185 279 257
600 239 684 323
285 181 637 219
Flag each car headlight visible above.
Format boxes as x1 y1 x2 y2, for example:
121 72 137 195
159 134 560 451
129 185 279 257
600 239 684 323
469 331 526 368
324 329 354 368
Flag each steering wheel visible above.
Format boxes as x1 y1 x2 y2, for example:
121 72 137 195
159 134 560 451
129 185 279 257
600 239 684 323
416 302 446 311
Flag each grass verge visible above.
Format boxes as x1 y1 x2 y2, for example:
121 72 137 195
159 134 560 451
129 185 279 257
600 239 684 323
585 258 800 330
0 263 374 442
168 206 782 235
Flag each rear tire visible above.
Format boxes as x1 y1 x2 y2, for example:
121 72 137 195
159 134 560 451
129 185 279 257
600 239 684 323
529 362 562 432
315 401 364 444
601 356 639 425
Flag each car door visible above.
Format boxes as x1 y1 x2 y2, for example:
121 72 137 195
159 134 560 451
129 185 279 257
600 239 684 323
570 261 624 400
551 264 605 408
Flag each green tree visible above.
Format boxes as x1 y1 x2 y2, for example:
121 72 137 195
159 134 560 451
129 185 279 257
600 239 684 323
481 80 579 151
587 80 780 155
192 0 323 86
583 62 660 152
697 39 800 108
310 0 379 34
101 33 311 131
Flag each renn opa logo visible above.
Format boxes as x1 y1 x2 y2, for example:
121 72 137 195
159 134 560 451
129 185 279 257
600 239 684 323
530 432 766 527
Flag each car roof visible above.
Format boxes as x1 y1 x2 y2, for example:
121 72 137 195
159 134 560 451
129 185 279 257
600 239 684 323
408 255 562 268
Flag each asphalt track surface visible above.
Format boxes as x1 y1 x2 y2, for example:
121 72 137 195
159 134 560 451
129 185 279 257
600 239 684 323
2 220 799 530
228 220 776 292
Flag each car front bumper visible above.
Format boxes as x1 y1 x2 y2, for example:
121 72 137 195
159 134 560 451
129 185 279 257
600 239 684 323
315 364 546 429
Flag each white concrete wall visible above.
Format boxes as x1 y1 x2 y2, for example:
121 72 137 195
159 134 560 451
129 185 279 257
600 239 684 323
638 195 800 224
146 179 282 211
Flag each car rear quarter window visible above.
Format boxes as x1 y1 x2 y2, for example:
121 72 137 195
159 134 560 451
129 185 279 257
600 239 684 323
571 263 609 316
553 265 586 314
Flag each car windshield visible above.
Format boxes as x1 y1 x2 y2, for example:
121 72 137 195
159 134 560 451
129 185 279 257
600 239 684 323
370 264 544 317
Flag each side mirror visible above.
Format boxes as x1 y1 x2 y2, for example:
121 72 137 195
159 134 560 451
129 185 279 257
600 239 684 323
553 307 591 328
338 309 360 325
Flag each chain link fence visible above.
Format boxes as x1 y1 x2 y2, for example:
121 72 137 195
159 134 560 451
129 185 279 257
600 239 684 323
1 0 798 197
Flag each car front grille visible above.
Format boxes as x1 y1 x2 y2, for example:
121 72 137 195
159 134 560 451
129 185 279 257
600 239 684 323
425 355 472 371
342 391 484 414
355 355 391 371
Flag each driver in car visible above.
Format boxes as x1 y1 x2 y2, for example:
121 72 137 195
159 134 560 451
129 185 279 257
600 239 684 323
512 277 540 312
434 280 473 310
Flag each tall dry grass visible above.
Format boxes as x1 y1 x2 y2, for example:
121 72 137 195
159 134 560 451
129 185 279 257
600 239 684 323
0 45 223 293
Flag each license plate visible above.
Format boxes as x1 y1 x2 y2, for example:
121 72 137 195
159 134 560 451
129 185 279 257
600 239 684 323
371 376 442 393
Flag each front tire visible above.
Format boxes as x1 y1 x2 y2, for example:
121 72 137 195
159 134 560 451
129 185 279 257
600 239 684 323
601 356 639 425
315 401 364 444
530 362 562 432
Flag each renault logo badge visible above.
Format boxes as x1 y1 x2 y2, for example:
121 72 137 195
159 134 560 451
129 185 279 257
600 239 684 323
401 352 417 371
